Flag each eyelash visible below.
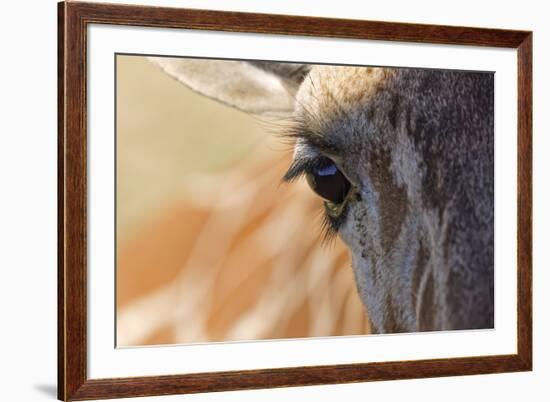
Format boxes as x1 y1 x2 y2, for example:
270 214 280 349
319 207 346 244
282 156 326 183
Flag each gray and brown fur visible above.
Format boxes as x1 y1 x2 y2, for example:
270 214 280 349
150 57 494 334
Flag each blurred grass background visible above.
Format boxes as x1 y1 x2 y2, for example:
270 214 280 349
116 55 370 347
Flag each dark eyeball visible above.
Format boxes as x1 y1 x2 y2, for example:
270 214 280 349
305 157 350 204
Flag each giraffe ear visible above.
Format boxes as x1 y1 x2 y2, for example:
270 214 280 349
148 57 310 117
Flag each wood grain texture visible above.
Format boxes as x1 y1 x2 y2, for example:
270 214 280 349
69 355 528 401
516 33 533 369
58 1 533 400
57 3 65 400
59 2 88 400
70 1 529 48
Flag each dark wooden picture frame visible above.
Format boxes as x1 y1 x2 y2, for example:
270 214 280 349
58 1 532 400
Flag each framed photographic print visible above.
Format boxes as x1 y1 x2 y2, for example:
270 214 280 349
58 1 532 400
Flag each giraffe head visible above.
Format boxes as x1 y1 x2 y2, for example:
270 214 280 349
149 57 494 333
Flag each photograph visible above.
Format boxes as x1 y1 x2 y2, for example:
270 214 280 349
116 55 494 347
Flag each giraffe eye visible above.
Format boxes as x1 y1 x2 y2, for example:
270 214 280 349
305 157 350 204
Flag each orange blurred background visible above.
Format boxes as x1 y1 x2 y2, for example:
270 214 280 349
116 55 370 347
